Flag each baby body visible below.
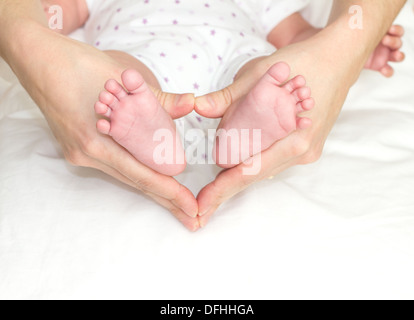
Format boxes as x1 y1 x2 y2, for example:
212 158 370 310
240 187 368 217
42 0 404 175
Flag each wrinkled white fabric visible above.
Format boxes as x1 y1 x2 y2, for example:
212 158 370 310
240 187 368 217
0 2 413 299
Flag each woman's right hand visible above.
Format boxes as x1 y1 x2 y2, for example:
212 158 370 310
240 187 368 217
5 24 200 231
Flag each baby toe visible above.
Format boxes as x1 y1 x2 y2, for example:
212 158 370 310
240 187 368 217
283 75 306 93
382 35 403 50
389 25 404 37
296 98 315 113
121 69 147 94
105 79 128 101
266 62 291 86
293 86 311 102
94 101 111 117
390 50 405 62
296 117 312 130
96 119 111 135
99 91 119 110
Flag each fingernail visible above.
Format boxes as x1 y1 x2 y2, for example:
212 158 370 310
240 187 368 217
185 208 198 218
191 221 200 232
199 217 207 228
198 207 211 217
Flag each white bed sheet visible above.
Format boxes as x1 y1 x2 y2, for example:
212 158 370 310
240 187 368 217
0 3 414 300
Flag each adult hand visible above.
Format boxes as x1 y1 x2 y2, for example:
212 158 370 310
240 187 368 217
5 24 200 231
194 35 371 227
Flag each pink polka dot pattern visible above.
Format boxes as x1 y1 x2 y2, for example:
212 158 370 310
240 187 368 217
83 0 309 95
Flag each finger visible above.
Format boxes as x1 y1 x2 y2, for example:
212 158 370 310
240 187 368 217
195 65 269 119
85 158 180 213
382 35 403 51
388 25 405 37
195 62 292 119
148 193 200 232
198 203 220 228
390 50 405 62
197 166 251 219
95 137 199 217
151 87 195 119
198 153 283 217
88 159 199 231
195 86 236 118
198 133 308 221
198 156 295 227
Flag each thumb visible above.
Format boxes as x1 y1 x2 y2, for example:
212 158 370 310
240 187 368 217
194 83 241 119
151 87 195 119
194 61 280 118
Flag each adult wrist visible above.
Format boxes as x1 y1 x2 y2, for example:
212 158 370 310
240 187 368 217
309 16 371 78
0 0 49 63
1 20 51 72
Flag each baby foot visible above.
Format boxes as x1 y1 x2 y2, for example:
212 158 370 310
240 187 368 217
214 62 314 169
95 69 186 176
365 25 405 77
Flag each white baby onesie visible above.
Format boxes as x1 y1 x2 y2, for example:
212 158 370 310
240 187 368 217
236 0 311 35
84 0 310 96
